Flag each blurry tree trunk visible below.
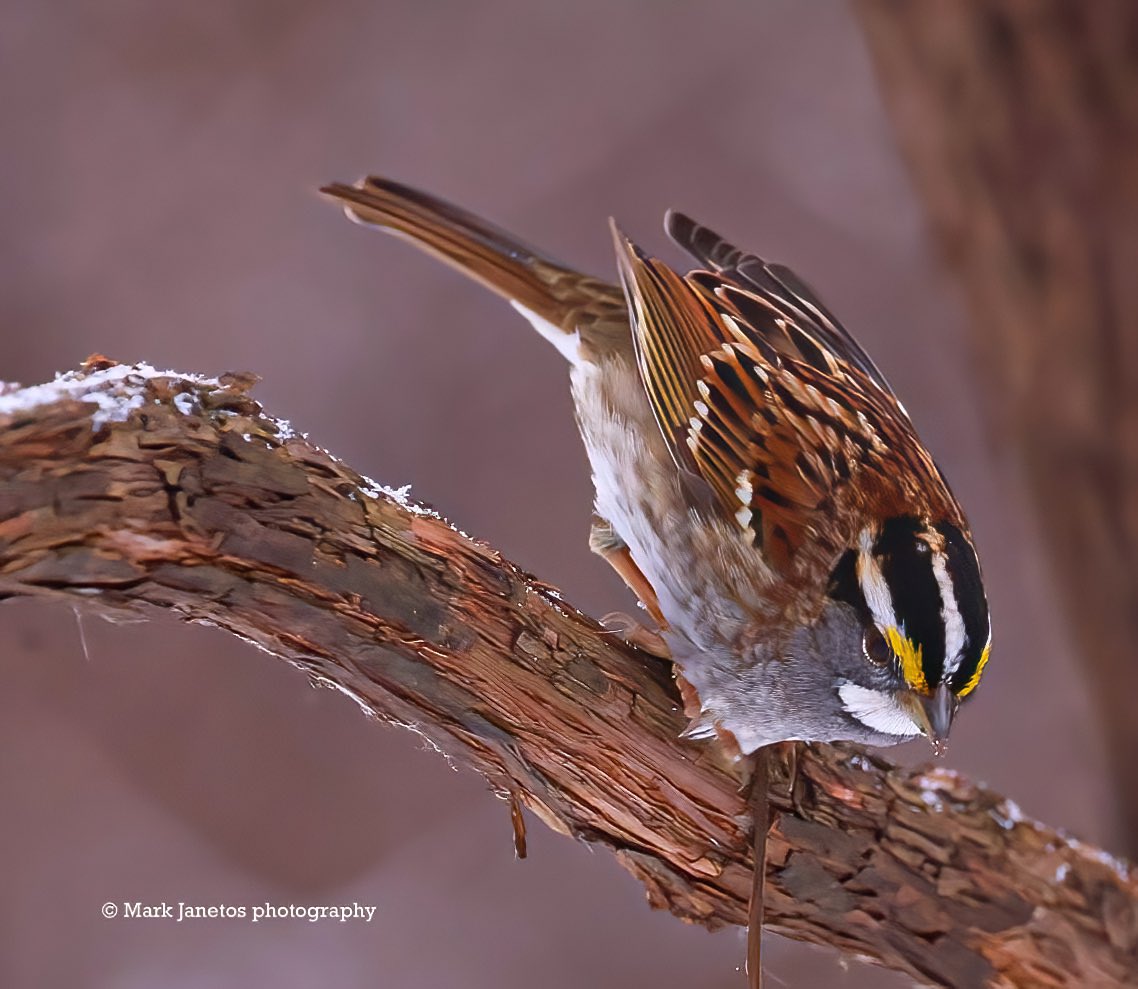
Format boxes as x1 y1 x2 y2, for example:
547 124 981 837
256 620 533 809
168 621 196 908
855 0 1138 853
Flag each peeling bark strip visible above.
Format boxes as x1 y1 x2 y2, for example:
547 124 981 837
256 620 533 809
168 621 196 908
0 363 1135 987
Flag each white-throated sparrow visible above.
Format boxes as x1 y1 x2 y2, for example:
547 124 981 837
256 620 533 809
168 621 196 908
321 176 992 985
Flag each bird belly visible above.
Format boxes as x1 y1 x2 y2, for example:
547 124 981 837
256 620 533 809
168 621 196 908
569 357 762 655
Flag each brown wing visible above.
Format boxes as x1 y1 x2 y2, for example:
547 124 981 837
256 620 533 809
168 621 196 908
666 210 894 394
609 222 724 465
613 217 963 575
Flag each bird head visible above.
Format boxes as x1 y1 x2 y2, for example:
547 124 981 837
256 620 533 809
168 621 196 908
829 517 991 754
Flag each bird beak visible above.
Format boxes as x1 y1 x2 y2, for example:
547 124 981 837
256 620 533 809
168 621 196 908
899 684 956 757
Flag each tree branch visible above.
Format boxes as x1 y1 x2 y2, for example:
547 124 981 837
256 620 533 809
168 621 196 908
1 362 1135 988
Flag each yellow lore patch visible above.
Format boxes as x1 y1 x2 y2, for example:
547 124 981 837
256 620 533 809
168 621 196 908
886 626 928 694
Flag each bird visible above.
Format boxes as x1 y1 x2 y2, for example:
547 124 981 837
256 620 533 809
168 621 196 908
320 176 992 987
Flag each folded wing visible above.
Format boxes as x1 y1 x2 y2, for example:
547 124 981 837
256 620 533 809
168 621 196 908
612 214 961 576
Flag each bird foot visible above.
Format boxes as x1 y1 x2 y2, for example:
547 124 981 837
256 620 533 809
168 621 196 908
599 611 671 659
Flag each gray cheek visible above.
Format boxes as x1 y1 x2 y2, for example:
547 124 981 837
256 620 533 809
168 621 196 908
812 599 907 691
807 601 867 678
678 598 918 750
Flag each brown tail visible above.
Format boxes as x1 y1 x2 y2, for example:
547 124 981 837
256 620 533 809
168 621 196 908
321 176 620 333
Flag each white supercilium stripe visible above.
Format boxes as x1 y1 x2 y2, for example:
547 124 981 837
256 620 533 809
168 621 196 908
932 547 966 676
857 527 897 632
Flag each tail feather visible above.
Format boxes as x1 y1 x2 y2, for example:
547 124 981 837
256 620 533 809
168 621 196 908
321 177 618 335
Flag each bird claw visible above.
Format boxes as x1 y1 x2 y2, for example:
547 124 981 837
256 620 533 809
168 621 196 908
599 611 671 658
771 740 806 817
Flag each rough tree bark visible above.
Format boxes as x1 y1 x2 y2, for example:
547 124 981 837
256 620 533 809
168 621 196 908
855 0 1138 854
0 363 1134 988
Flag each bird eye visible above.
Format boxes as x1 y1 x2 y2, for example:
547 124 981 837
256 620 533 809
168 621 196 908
863 625 893 667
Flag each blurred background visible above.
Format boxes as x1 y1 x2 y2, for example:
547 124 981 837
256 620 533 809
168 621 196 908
0 2 1128 987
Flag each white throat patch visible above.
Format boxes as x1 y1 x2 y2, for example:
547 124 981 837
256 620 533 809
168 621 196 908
838 683 921 738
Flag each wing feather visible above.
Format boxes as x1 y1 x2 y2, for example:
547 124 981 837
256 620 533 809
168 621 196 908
610 222 727 466
667 210 893 394
613 213 964 577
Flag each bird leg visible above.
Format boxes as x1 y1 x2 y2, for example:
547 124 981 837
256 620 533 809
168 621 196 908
590 516 670 658
508 791 528 860
747 746 772 989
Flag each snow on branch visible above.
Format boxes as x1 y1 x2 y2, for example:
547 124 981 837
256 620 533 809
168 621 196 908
0 361 1134 988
